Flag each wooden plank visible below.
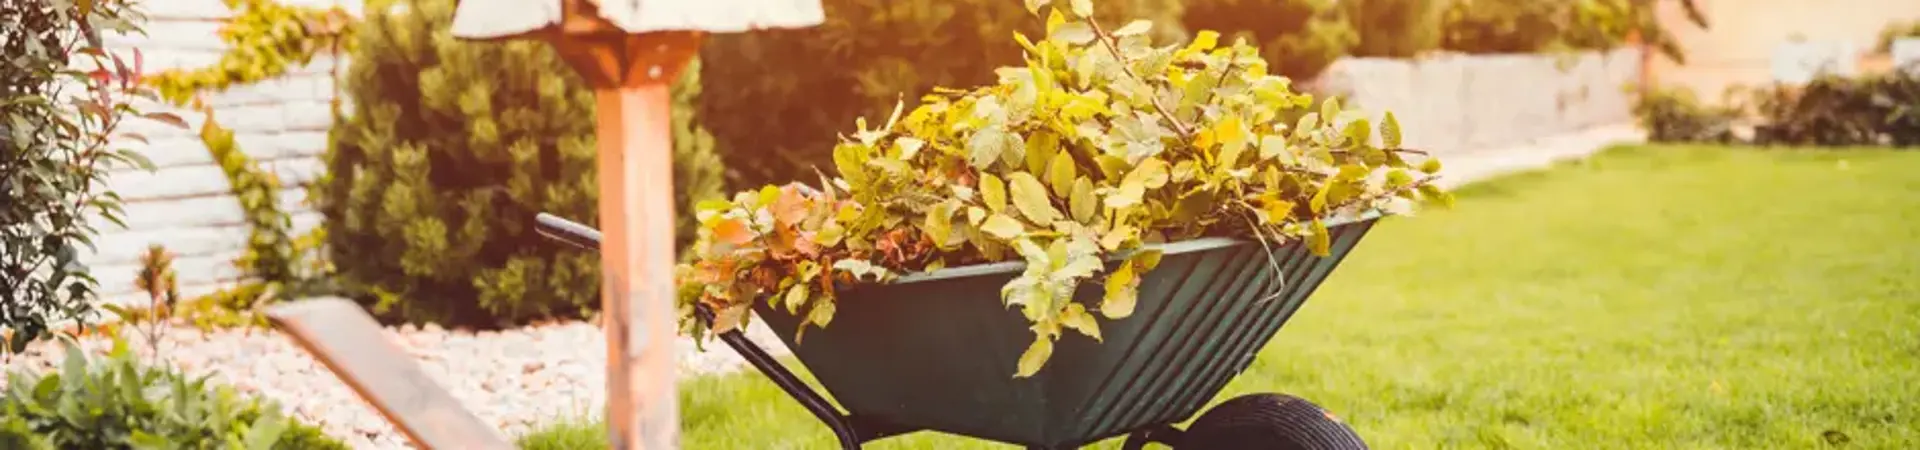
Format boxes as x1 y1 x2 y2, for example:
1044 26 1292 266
265 298 516 450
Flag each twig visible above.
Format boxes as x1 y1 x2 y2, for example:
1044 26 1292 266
1085 17 1193 139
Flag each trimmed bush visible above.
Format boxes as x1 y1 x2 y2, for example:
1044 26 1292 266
0 339 347 449
1747 70 1920 147
315 0 726 327
696 0 1182 190
1180 0 1356 82
1631 85 1740 144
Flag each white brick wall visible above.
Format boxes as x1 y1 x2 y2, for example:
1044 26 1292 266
1316 49 1643 158
83 0 352 307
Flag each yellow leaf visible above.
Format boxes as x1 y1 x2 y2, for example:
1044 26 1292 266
1048 149 1076 198
1102 263 1138 318
1008 172 1063 224
1134 157 1170 188
1062 303 1102 342
1215 114 1248 169
1015 336 1055 378
1069 177 1097 223
1308 220 1331 256
1105 178 1145 209
982 214 1026 240
982 173 1008 213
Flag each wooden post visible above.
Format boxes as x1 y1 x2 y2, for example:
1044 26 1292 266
540 29 703 450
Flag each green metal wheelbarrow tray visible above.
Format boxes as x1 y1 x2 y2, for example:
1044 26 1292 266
536 212 1381 450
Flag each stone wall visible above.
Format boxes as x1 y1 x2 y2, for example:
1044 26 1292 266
1315 49 1643 158
83 0 358 307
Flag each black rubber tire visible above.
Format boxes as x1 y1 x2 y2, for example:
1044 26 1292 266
1179 393 1369 450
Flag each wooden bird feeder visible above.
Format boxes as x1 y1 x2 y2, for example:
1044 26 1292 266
265 1 821 450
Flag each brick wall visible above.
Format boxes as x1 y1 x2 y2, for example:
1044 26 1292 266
83 0 359 307
1315 49 1643 158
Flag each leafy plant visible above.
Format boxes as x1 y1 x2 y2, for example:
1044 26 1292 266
1 0 187 352
677 0 1449 378
1745 69 1920 147
1180 0 1356 82
0 337 348 449
1631 85 1740 144
316 0 727 327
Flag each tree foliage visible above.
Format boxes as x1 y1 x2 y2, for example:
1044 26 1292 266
677 0 1449 377
315 0 725 327
1180 0 1357 82
696 0 1184 191
1 0 184 351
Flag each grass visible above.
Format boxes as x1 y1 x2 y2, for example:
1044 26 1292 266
518 145 1920 449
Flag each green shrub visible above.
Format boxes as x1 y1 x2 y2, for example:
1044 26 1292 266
696 0 1180 190
678 0 1446 377
1342 0 1444 57
1 0 184 350
1631 85 1740 144
1437 0 1567 54
0 338 347 449
315 0 726 327
1180 0 1356 82
1747 70 1920 147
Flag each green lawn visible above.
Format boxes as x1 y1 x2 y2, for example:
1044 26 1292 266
522 145 1920 449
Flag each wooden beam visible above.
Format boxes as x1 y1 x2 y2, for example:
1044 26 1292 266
264 298 515 450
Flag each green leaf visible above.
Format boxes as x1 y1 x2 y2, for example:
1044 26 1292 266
1101 263 1139 318
983 214 1027 240
1015 336 1054 378
1420 157 1443 174
1113 20 1154 37
808 300 836 328
244 414 288 450
969 126 1009 169
1048 149 1076 198
1062 303 1103 342
1051 22 1096 45
1069 177 1097 223
1024 0 1053 14
1106 177 1145 209
1296 113 1320 133
1342 118 1371 147
1008 172 1062 224
1381 111 1403 149
982 173 1008 213
1321 97 1341 121
784 283 810 314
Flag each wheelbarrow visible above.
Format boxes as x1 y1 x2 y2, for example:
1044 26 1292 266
535 212 1381 450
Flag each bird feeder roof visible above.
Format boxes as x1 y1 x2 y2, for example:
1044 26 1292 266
450 0 824 40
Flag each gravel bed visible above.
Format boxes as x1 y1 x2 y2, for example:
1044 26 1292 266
0 315 793 449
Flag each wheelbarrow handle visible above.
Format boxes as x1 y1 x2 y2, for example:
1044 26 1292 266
535 212 602 252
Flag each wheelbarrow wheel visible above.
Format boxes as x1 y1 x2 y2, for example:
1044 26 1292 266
1179 393 1368 450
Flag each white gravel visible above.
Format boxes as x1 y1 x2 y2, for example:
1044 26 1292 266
0 314 793 449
